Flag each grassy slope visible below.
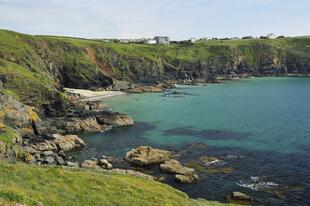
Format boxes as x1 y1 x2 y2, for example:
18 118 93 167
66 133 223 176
0 29 309 105
0 161 237 206
43 34 310 63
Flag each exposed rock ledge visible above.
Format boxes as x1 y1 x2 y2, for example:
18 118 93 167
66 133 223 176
124 146 171 166
160 159 199 184
23 134 85 165
107 169 154 180
125 146 199 184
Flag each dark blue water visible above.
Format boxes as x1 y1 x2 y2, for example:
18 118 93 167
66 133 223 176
73 78 310 205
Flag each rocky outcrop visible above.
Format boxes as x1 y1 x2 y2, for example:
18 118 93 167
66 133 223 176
107 168 154 180
125 146 171 166
23 134 85 165
127 85 162 93
160 159 199 184
175 174 199 184
51 134 85 151
96 113 134 127
62 117 111 133
81 157 113 170
228 191 254 204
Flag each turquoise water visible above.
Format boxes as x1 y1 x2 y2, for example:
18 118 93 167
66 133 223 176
105 77 310 153
74 77 310 205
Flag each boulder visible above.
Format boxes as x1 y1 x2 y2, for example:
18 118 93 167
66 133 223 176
43 156 55 164
98 158 113 169
175 174 199 184
81 159 100 169
97 113 134 127
160 159 195 175
23 146 39 154
229 191 254 203
55 155 65 165
125 146 171 166
63 117 111 133
52 134 85 152
42 150 54 156
33 141 58 152
67 162 79 168
160 159 199 184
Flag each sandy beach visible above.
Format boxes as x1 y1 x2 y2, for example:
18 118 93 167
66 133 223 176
64 88 125 101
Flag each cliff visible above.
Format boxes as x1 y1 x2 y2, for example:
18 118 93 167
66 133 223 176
0 29 309 114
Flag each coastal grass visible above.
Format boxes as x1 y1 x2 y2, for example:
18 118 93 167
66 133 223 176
0 125 17 145
0 161 239 206
0 59 55 106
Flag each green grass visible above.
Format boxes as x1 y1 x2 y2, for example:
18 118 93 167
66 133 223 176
0 161 238 206
0 59 55 106
0 28 309 106
0 125 17 145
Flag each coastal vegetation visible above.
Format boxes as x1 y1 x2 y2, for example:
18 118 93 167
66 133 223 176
0 28 309 205
0 28 309 110
0 160 238 206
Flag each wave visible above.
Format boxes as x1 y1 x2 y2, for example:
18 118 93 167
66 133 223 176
237 176 279 191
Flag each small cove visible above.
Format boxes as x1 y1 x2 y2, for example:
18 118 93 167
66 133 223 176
72 77 310 205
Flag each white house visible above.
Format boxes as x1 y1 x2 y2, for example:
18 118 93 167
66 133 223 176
189 37 197 43
267 33 276 39
154 36 170 44
146 39 157 45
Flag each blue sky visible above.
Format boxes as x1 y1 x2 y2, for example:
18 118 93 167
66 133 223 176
0 0 309 40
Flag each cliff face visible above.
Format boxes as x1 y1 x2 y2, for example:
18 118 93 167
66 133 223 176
94 42 310 82
0 29 309 114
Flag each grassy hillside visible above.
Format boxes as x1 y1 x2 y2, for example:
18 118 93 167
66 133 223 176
0 161 238 206
0 29 309 113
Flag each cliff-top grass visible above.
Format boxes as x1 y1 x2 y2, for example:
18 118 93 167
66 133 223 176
0 161 239 206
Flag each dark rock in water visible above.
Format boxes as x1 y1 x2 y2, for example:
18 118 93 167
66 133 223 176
199 156 221 166
185 143 208 150
125 146 171 166
164 127 251 140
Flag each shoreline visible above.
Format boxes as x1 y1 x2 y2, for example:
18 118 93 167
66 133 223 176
64 88 125 101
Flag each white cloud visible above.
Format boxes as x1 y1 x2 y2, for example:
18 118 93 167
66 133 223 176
0 0 309 39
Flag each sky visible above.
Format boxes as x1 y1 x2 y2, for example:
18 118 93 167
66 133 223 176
0 0 309 40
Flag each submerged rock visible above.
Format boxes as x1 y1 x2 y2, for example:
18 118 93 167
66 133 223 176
125 146 171 166
199 156 221 166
